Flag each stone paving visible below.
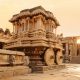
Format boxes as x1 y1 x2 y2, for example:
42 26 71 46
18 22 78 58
1 64 80 80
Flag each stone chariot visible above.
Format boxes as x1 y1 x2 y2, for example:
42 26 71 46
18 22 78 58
4 6 63 72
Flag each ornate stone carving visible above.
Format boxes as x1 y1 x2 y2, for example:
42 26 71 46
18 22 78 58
4 6 63 67
44 48 55 66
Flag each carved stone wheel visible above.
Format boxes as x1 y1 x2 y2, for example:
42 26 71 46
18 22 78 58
56 50 63 65
44 48 55 66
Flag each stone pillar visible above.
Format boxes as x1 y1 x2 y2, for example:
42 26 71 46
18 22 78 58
42 16 45 31
32 18 34 31
47 20 50 32
49 20 52 32
50 24 53 32
65 43 69 56
52 21 55 33
14 22 18 34
13 23 15 33
29 18 34 32
48 20 50 32
27 17 30 32
17 23 19 34
53 28 54 33
45 21 48 32
37 17 41 30
24 19 27 32
65 43 69 62
18 23 21 34
36 15 44 31
55 28 57 36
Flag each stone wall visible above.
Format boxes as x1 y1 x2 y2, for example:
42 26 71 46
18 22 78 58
70 56 80 64
62 36 80 63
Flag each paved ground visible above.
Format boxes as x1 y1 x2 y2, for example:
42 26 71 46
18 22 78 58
1 64 80 80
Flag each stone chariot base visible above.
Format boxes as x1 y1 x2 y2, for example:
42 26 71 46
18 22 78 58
32 65 65 73
0 66 31 79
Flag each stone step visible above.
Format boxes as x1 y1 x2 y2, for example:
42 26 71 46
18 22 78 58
31 65 65 73
0 66 31 79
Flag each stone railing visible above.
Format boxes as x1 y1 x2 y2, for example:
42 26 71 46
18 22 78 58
0 49 25 66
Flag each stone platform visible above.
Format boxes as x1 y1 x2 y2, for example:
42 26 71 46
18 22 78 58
0 66 31 79
1 64 80 80
32 64 65 73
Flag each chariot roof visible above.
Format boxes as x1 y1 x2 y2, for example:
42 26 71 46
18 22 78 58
9 6 60 26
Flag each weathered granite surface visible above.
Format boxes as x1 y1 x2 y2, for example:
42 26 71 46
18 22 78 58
1 64 80 80
0 66 31 79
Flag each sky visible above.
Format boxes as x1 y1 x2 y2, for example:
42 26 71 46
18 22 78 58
0 0 80 37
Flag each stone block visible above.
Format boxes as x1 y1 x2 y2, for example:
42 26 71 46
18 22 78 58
0 66 31 79
32 65 65 73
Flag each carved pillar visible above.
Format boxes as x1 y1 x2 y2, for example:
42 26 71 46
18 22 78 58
50 25 52 32
32 18 34 31
54 28 57 36
18 23 21 34
13 23 15 33
37 17 41 30
29 18 34 32
14 22 17 34
42 16 45 31
49 20 51 32
36 15 43 30
46 20 49 32
48 19 51 32
53 27 54 33
18 19 21 34
27 17 30 32
24 19 27 32
17 23 19 34
65 43 69 55
65 43 70 62
51 25 53 32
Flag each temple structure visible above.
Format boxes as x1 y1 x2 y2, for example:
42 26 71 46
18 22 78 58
62 36 80 63
4 6 63 71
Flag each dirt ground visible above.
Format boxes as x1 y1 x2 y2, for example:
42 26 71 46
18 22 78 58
1 64 80 80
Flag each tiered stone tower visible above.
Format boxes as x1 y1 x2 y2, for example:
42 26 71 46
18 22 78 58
4 6 63 70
